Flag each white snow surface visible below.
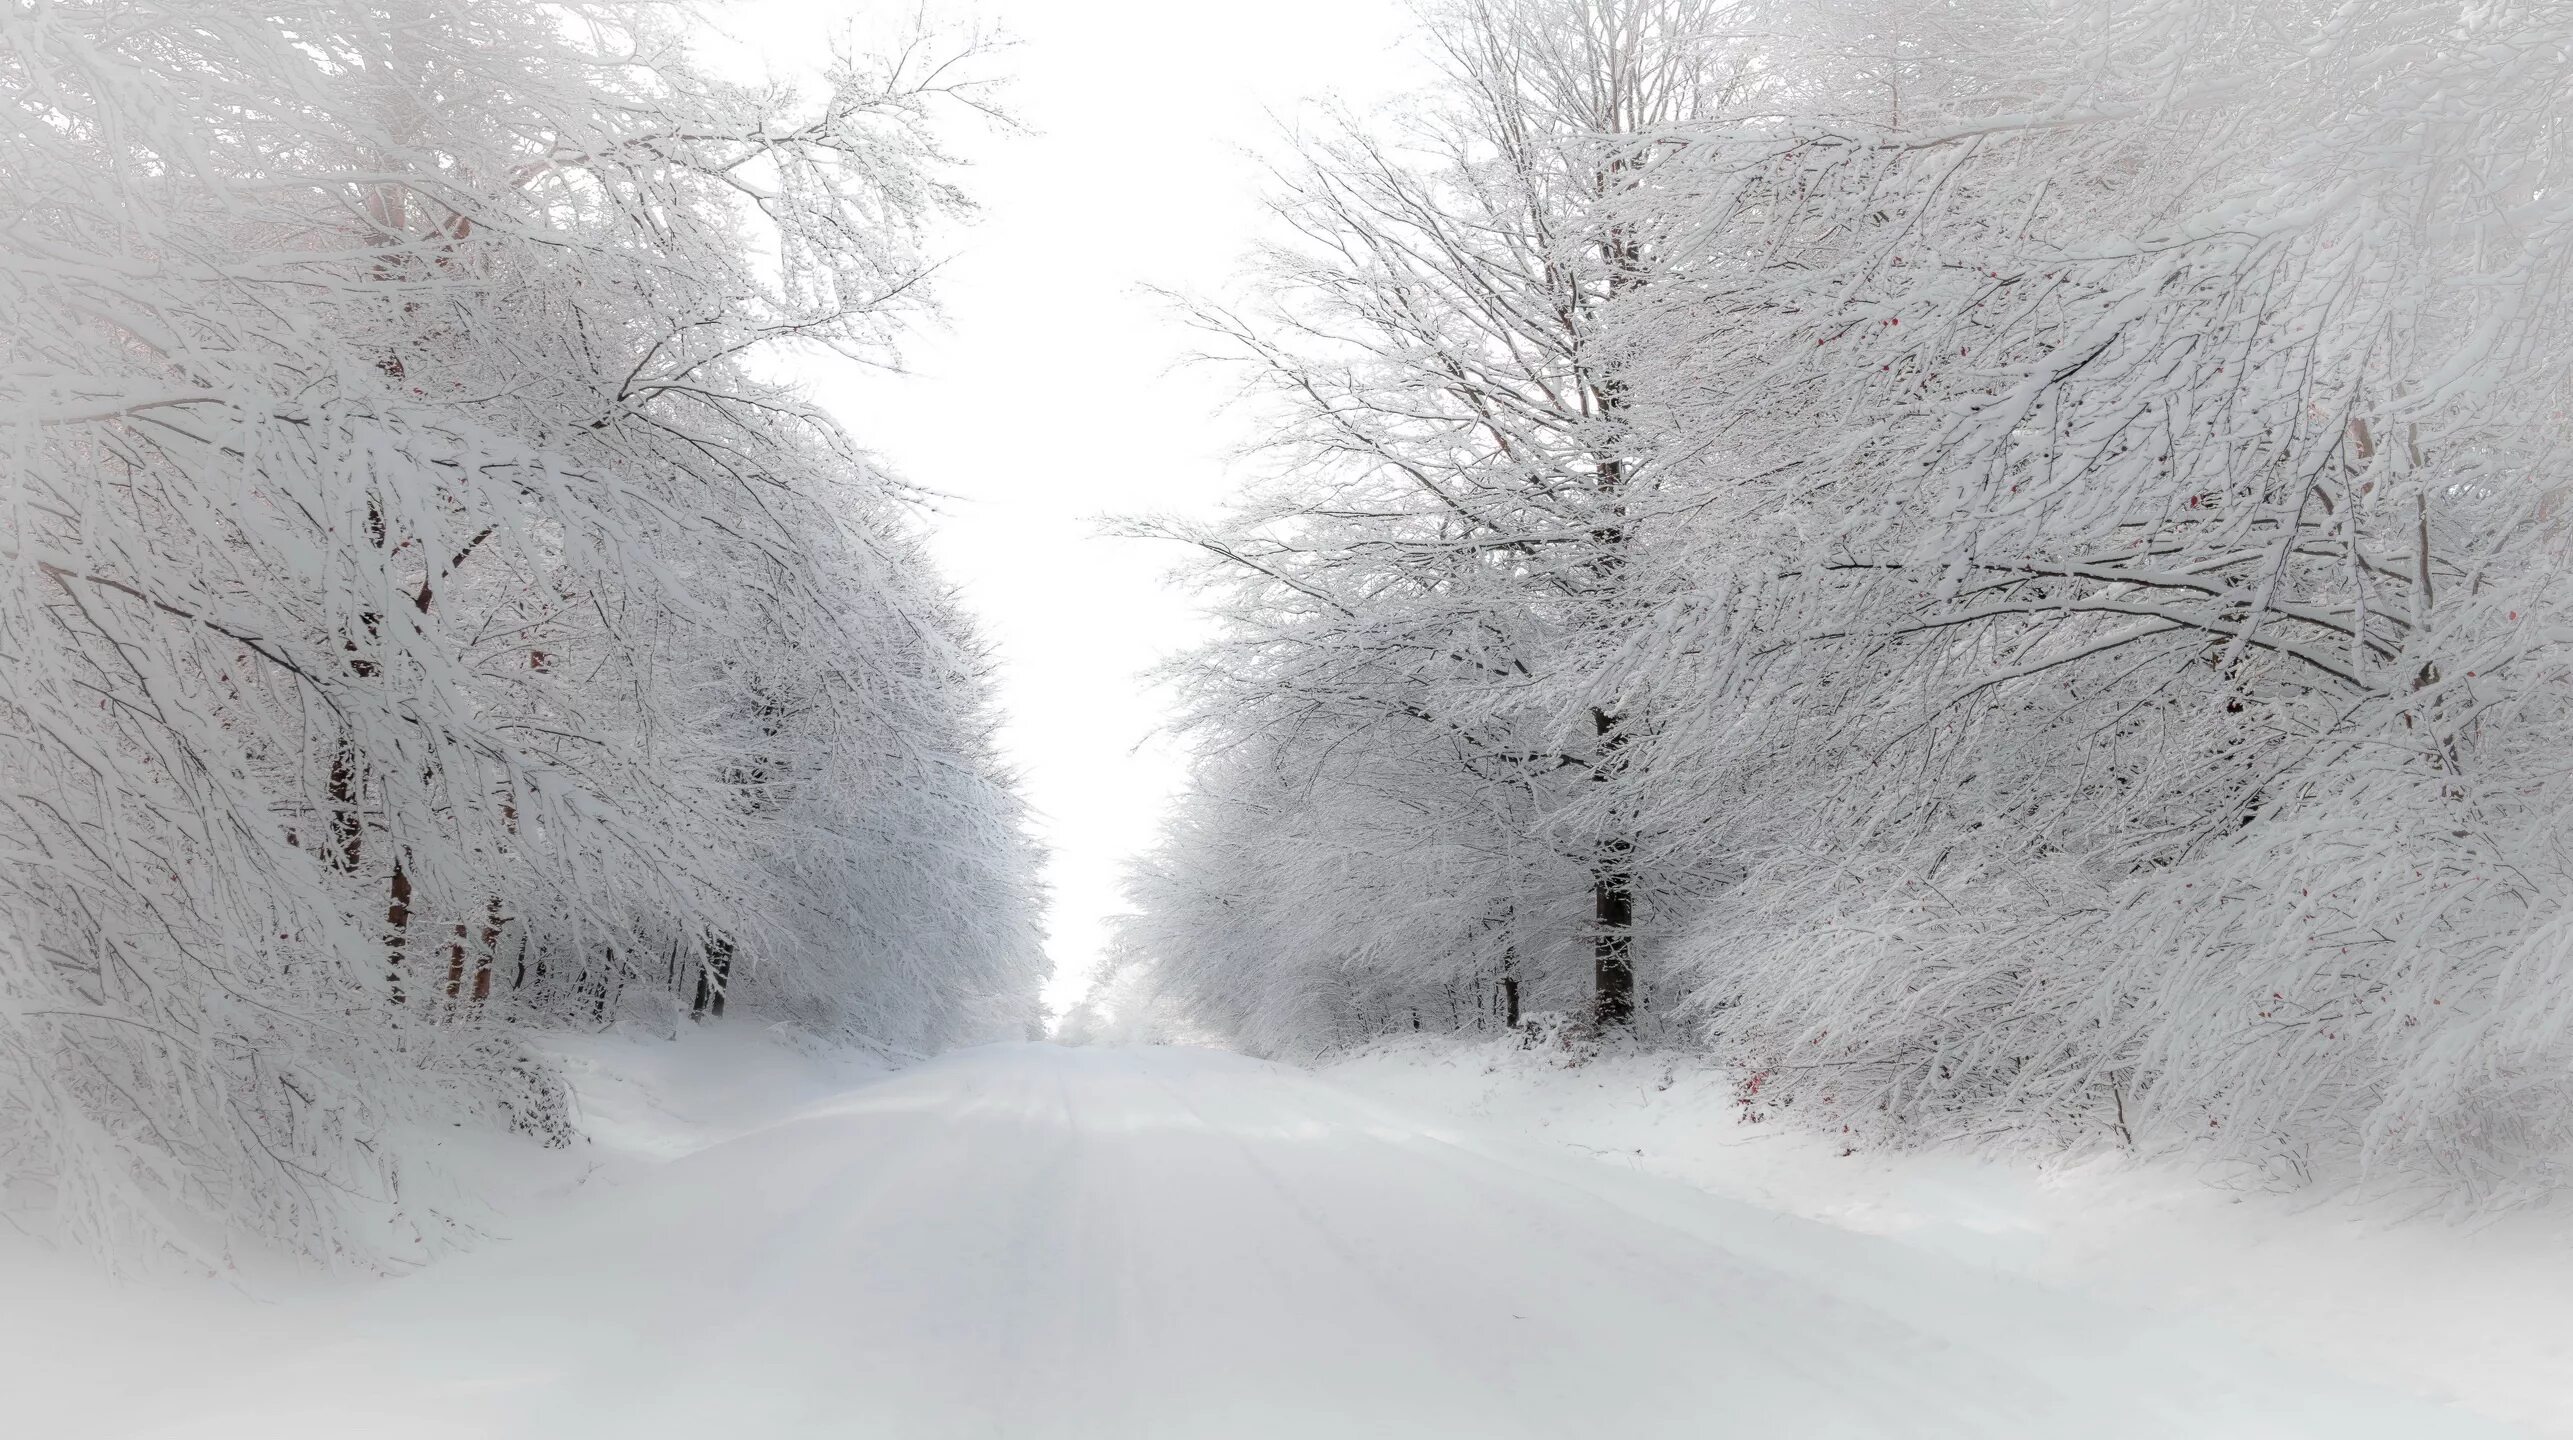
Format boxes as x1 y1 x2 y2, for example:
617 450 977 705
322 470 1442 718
1325 1037 2573 1438
2 1032 2536 1438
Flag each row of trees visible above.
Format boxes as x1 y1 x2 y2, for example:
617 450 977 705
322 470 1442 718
1122 0 2573 1206
1 0 1044 1264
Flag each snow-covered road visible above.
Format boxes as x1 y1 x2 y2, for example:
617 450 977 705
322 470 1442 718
64 1044 2522 1437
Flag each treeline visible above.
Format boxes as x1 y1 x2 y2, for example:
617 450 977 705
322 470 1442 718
1122 0 2573 1207
0 0 1043 1264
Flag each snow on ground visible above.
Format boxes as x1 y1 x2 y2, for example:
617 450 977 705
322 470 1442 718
1319 1034 2573 1439
2 1025 882 1438
0 1032 2543 1438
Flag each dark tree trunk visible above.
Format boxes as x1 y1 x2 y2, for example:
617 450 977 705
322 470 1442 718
328 744 363 874
585 950 615 1025
443 900 502 1005
1590 702 1635 1029
446 920 470 1001
472 897 503 1002
1592 842 1634 1028
693 936 733 1020
385 857 412 1004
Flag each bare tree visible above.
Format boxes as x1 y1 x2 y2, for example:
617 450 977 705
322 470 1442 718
0 0 1044 1263
1609 0 2573 1204
1131 0 1748 1041
1126 0 2573 1212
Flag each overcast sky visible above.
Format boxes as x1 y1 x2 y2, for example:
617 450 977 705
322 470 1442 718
737 2 1426 1013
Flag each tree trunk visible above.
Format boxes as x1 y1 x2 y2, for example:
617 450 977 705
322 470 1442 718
472 898 502 1003
692 936 733 1020
584 950 615 1025
385 857 412 1004
1590 703 1635 1029
445 920 470 1001
328 743 363 875
1592 841 1634 1028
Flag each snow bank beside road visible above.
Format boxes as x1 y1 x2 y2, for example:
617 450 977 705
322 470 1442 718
1 1024 885 1438
1319 1035 2573 1438
2 1029 2547 1438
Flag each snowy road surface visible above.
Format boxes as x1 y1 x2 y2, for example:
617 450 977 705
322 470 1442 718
70 1044 2521 1438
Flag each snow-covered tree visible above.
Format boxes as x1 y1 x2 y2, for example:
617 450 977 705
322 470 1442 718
1608 0 2573 1202
1132 0 2573 1207
0 0 1042 1264
1124 0 1747 1050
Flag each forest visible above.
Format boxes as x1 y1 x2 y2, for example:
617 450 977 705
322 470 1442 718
10 0 2573 1433
0 0 1045 1265
1 0 2569 1347
1112 0 2573 1212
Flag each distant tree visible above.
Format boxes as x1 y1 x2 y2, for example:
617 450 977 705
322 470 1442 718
1128 0 1747 1045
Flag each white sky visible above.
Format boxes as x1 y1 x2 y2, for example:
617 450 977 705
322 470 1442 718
737 2 1426 1014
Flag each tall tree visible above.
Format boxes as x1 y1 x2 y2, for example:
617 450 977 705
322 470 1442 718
1129 0 1745 1044
1607 0 2573 1202
1125 0 2573 1211
0 0 1043 1263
